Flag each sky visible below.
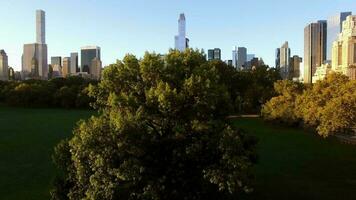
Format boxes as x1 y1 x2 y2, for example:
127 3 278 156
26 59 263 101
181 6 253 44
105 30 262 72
0 0 355 71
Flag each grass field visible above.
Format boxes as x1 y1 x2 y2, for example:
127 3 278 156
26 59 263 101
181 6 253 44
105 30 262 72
1 107 356 200
234 118 356 200
0 106 94 200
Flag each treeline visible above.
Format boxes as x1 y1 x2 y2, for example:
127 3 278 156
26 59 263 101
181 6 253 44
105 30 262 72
262 73 356 137
201 60 281 114
0 76 98 108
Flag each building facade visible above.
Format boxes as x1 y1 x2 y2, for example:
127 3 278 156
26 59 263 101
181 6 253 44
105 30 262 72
331 15 356 80
237 47 247 70
207 48 221 61
327 12 352 61
90 57 102 80
62 57 70 77
0 50 8 81
70 52 79 74
279 41 291 79
22 43 48 79
304 20 327 83
290 55 302 80
174 13 188 52
22 10 48 80
232 46 238 68
81 46 101 73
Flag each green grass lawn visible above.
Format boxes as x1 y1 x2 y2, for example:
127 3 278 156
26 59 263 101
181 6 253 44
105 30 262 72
1 107 356 200
233 118 356 200
0 106 94 200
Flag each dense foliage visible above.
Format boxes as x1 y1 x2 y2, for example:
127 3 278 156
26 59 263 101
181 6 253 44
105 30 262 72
0 76 97 108
51 49 260 200
262 73 356 137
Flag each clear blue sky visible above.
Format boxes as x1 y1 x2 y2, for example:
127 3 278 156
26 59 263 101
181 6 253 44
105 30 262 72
0 0 355 71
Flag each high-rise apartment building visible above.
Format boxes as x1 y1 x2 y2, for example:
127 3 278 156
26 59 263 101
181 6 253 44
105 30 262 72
304 20 327 83
332 15 356 80
237 47 247 70
62 57 70 77
327 12 352 61
36 10 45 44
0 50 8 81
207 48 221 60
70 53 79 74
174 13 188 52
81 46 101 74
278 41 291 79
22 10 48 80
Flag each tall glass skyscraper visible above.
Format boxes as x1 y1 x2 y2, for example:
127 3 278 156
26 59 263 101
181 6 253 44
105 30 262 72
70 53 79 74
81 46 101 73
237 47 247 70
327 12 352 61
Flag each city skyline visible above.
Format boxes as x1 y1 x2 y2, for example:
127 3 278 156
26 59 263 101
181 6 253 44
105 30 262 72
0 0 355 71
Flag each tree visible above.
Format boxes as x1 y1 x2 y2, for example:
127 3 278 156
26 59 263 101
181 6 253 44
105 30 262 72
51 49 257 200
261 80 304 125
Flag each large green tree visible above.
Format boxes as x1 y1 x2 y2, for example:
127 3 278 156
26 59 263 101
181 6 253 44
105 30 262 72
51 49 257 200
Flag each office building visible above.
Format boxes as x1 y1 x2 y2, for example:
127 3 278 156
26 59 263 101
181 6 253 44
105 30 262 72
81 46 101 73
304 20 327 83
237 47 247 70
327 12 352 61
62 57 70 77
232 46 238 68
290 55 302 80
70 52 79 74
332 15 356 80
8 67 14 80
22 43 48 79
51 56 61 66
207 48 221 60
278 41 291 79
174 13 188 51
0 50 8 81
22 10 48 79
275 48 280 68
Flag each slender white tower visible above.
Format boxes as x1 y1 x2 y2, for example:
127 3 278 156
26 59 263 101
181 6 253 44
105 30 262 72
175 13 187 51
36 10 45 44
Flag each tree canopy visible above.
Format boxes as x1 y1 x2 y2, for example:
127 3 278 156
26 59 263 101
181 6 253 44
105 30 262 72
51 49 258 200
262 73 356 137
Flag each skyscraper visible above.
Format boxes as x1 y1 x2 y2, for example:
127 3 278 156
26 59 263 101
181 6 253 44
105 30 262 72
327 12 352 61
237 47 247 70
51 56 62 66
70 52 79 74
81 46 101 74
207 48 221 60
290 55 302 80
279 41 291 79
232 46 238 68
22 10 48 80
36 10 45 44
275 48 281 68
304 20 327 83
91 57 102 80
62 57 70 77
175 13 188 52
0 50 8 81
